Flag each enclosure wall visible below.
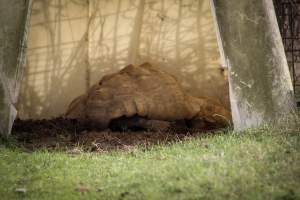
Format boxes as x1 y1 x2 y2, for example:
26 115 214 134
18 0 229 119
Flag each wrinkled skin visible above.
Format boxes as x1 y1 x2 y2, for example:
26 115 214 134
66 63 231 131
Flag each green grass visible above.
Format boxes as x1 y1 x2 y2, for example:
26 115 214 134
0 127 300 200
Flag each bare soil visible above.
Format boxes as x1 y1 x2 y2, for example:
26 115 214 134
11 118 225 152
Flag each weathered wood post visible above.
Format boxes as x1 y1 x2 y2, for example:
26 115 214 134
211 0 296 130
0 0 32 136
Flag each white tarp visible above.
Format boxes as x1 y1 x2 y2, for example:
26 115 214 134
18 0 230 120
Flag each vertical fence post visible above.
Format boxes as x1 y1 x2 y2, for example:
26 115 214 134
0 0 33 136
211 0 296 130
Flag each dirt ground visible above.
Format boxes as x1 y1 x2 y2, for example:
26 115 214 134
11 118 227 152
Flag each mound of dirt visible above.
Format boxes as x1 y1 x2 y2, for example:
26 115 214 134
66 63 231 131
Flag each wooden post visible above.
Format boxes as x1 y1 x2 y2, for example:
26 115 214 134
211 0 296 130
0 0 32 136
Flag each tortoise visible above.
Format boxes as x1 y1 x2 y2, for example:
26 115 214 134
65 63 231 131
